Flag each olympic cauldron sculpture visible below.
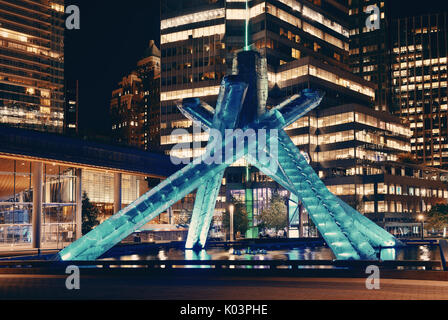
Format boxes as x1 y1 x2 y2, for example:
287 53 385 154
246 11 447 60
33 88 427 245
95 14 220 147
57 50 400 261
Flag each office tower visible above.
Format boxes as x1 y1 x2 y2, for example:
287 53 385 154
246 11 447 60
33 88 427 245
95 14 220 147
349 2 448 169
161 0 370 233
313 103 447 237
64 79 79 135
160 0 227 159
391 14 448 168
110 72 145 148
348 0 391 112
160 0 368 158
137 40 162 152
0 0 65 133
111 41 161 150
160 0 448 237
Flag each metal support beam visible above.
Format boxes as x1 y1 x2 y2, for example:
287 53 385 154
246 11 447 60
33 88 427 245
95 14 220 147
230 205 234 242
168 207 173 225
114 173 122 214
32 162 43 249
75 168 82 239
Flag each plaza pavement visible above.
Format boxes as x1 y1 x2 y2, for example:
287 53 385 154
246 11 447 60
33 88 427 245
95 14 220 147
0 273 448 300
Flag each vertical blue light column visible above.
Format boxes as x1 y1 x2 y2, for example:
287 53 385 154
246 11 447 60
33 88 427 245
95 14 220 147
186 76 248 249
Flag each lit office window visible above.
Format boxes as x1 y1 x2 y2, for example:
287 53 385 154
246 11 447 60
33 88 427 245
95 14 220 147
291 134 309 145
161 24 225 44
318 112 354 127
318 148 355 161
161 9 225 30
363 202 375 213
318 130 354 145
161 86 220 101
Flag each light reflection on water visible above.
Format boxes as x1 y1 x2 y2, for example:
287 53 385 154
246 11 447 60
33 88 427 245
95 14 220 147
103 246 333 263
393 245 440 261
102 244 441 264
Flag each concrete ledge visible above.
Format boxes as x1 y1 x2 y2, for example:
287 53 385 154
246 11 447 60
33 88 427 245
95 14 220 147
0 266 447 282
0 249 59 259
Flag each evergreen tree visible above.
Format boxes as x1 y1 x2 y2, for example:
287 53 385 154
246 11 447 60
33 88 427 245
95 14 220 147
82 192 100 235
427 204 448 236
259 192 288 231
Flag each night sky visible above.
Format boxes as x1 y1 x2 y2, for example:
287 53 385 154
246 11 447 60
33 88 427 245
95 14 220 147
64 0 448 138
389 0 448 18
65 0 160 137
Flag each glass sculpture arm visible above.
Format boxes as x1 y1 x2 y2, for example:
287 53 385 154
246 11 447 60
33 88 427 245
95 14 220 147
248 130 376 260
56 76 248 261
186 76 248 249
56 50 399 261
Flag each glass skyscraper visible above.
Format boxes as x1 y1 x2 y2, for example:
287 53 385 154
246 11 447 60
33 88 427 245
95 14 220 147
160 0 372 158
349 1 448 168
391 14 448 168
0 0 65 133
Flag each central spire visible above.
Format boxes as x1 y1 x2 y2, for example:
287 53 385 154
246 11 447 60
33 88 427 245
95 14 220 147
233 50 268 125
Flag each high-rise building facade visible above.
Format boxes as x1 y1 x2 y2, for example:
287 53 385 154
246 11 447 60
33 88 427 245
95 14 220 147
160 0 448 237
160 0 368 158
0 0 65 133
64 79 78 135
160 3 372 180
161 0 227 159
315 103 447 237
111 73 145 148
111 41 161 150
348 0 391 112
391 14 448 168
137 40 162 152
348 2 448 169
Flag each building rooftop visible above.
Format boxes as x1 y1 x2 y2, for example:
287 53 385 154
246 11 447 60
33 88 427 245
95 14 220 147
143 40 161 58
0 125 180 178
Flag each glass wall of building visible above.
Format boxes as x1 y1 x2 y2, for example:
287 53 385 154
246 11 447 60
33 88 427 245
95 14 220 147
0 157 77 248
41 163 77 247
81 170 147 221
0 158 32 245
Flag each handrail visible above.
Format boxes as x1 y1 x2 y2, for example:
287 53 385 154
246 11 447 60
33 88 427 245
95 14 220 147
0 259 442 270
402 239 439 243
439 240 448 271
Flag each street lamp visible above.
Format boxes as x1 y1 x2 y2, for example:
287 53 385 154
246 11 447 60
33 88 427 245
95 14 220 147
229 204 235 242
418 214 424 240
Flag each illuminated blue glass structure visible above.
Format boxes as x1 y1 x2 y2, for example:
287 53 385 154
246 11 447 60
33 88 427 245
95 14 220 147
57 50 400 261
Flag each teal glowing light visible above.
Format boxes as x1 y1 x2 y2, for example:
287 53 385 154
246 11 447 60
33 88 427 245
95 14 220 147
56 50 401 261
380 248 396 261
